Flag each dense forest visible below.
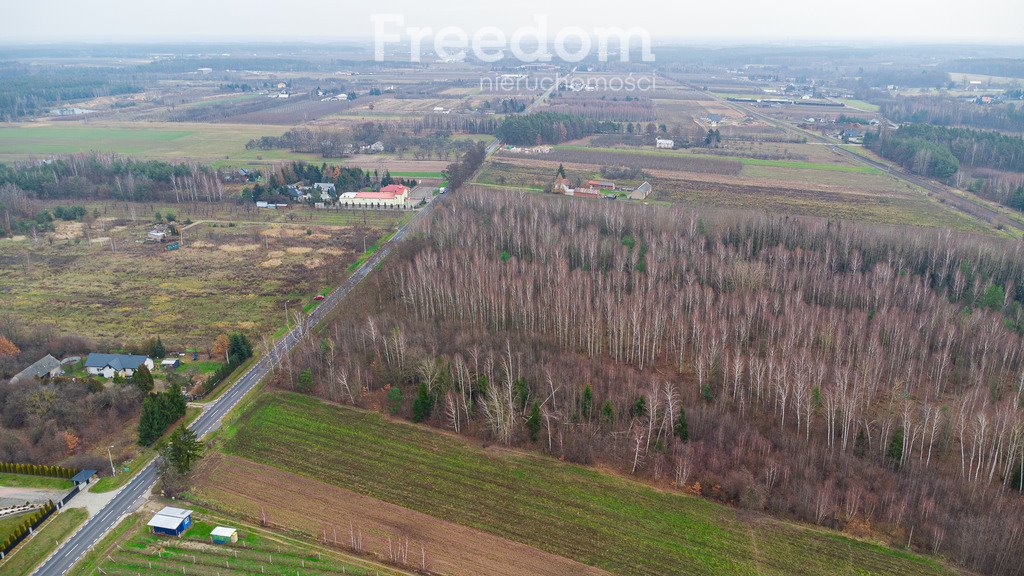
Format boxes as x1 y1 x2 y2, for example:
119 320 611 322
0 63 143 121
879 96 1024 135
278 190 1024 575
496 112 618 145
866 125 1024 209
0 153 222 203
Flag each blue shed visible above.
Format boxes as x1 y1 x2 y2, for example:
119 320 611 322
147 506 193 537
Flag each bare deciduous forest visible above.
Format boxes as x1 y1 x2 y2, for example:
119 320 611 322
275 190 1024 575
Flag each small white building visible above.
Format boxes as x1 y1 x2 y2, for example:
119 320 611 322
656 138 674 149
210 526 238 544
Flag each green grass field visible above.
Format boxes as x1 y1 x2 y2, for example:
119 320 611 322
0 508 88 576
835 98 881 112
0 122 297 162
72 514 404 576
221 392 956 576
0 473 73 491
553 145 883 174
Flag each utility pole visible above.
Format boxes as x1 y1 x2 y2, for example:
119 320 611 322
107 445 116 477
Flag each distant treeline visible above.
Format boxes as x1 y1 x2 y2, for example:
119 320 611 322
880 96 1024 133
496 112 618 145
0 63 143 121
0 153 224 206
144 57 324 74
943 58 1024 79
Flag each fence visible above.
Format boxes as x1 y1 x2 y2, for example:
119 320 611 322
0 503 56 559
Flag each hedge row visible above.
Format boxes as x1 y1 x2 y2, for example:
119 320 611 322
1 501 55 553
0 462 79 479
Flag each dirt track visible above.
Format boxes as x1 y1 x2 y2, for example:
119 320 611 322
192 453 612 576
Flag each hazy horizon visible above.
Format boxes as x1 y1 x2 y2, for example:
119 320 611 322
4 0 1023 45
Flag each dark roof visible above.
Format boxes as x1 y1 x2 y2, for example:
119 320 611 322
84 353 149 371
71 469 97 483
12 354 61 382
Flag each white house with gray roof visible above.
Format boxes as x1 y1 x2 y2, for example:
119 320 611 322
84 354 154 379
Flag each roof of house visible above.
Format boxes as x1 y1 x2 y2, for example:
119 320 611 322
148 514 188 530
12 354 61 382
71 469 97 483
380 184 410 195
211 526 237 537
353 192 401 200
156 506 192 520
313 183 336 190
84 353 150 371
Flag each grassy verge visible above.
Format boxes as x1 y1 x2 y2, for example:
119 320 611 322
222 392 955 576
65 513 143 576
0 473 73 491
346 229 398 272
0 508 88 576
91 406 201 493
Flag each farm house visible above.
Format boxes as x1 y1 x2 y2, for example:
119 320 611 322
84 354 154 379
147 507 193 537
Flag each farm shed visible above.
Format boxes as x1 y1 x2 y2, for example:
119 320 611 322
210 526 238 544
71 469 98 487
11 354 62 384
161 358 181 369
629 181 653 200
148 507 193 537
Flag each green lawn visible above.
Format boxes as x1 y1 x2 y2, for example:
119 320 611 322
390 171 445 178
70 512 404 576
0 473 73 491
222 392 956 576
0 508 88 576
835 98 881 112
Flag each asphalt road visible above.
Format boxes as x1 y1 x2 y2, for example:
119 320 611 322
31 204 435 576
33 70 557 575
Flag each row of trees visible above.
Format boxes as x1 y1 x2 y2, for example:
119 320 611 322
0 462 78 478
277 190 1024 575
496 112 618 145
0 501 55 553
442 143 487 192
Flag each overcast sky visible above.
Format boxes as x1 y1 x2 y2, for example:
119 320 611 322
3 0 1023 44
